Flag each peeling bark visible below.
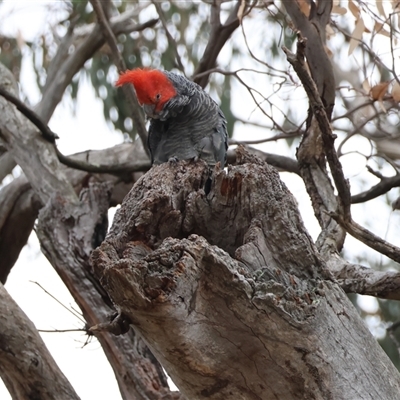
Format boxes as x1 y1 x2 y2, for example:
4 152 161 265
92 150 400 399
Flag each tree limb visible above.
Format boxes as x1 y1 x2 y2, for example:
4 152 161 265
351 173 400 204
0 284 80 400
283 37 351 220
283 0 335 117
0 176 40 284
281 2 346 255
326 253 400 300
193 1 241 88
0 86 150 174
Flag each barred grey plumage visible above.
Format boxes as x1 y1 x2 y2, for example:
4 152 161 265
149 71 228 168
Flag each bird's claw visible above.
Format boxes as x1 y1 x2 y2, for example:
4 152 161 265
168 156 179 164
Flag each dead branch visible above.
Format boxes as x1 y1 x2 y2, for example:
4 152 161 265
351 173 400 204
280 3 346 254
193 1 241 88
327 253 400 300
283 36 400 266
0 284 80 400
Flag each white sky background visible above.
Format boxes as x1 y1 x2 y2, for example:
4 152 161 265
1 1 400 399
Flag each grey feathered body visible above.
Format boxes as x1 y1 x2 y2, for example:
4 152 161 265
148 71 228 168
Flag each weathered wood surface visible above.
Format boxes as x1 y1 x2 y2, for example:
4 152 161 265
93 148 400 399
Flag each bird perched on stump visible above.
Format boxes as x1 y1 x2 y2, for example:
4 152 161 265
115 69 228 169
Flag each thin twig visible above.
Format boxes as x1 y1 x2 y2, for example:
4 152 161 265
90 0 150 156
0 86 150 174
229 130 301 146
0 86 58 142
151 0 185 72
193 1 241 88
351 174 400 204
31 281 86 324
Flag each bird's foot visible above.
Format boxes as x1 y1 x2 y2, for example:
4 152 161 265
168 156 179 164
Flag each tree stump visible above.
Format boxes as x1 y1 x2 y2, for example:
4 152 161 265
91 147 400 399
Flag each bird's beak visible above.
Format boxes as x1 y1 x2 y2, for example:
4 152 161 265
143 104 159 119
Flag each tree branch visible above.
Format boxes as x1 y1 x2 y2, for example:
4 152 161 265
0 176 40 284
151 0 185 72
283 0 335 117
0 86 150 174
89 0 149 154
326 253 400 300
283 37 351 220
279 7 346 254
0 284 80 400
351 173 400 204
193 1 241 88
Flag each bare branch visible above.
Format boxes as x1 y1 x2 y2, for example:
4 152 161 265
351 174 400 204
327 253 400 300
0 86 150 174
229 131 302 146
331 213 400 264
283 37 352 219
283 35 400 265
89 0 149 156
151 0 185 72
283 0 335 117
0 86 58 142
193 1 241 88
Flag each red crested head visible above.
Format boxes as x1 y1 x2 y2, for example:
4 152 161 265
115 69 177 112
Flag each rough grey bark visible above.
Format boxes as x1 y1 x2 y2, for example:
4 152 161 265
0 285 80 400
0 139 297 284
92 149 400 399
